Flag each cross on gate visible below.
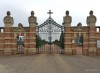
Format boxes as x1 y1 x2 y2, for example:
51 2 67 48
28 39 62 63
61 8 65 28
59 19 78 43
47 10 53 17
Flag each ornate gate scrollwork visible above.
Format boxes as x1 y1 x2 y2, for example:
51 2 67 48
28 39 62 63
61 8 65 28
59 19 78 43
36 10 64 54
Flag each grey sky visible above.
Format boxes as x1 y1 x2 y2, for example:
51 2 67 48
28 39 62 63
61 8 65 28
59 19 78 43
0 0 100 27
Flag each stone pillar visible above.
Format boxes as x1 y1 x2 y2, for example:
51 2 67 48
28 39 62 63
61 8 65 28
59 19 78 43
72 35 76 55
26 11 37 55
0 32 4 55
11 34 17 55
3 11 14 55
63 10 72 55
86 10 97 56
82 33 89 55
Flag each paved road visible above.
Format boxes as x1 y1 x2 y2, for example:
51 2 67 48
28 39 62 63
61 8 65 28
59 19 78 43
0 54 100 73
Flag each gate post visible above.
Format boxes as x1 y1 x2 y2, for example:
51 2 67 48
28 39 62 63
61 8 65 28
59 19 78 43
26 11 37 55
63 10 72 55
3 11 15 55
86 10 97 56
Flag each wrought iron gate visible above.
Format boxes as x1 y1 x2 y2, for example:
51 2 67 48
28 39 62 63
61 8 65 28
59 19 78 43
36 10 64 54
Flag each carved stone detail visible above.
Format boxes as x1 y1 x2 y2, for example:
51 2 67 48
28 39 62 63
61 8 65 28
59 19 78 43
72 23 88 32
28 11 37 27
63 10 72 26
14 23 25 32
86 10 97 26
3 11 14 27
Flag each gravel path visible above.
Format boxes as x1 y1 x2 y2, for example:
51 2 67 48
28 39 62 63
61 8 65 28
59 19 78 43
0 54 100 73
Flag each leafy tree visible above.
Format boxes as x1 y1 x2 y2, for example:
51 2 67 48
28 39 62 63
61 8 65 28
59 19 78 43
36 35 42 48
53 39 60 46
59 31 64 49
36 35 48 48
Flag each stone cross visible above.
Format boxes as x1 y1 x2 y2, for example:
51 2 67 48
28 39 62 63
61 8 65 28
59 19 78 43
47 10 53 17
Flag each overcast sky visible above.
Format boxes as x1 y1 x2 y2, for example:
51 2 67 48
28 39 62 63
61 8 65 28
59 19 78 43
0 0 100 27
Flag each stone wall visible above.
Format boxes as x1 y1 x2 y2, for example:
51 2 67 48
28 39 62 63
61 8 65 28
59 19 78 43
0 11 36 55
0 10 100 56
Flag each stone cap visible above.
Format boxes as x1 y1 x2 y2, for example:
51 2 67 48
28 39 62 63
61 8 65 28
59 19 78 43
28 11 37 25
3 11 14 26
63 10 72 25
86 10 97 26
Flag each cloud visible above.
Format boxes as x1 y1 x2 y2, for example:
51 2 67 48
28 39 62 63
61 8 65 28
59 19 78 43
0 0 100 27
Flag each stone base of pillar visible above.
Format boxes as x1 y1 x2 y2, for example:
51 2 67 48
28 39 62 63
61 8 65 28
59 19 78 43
89 52 96 56
12 50 17 55
0 50 4 55
72 49 76 55
4 48 12 55
28 48 36 55
89 48 96 56
24 48 28 55
96 49 100 55
83 49 89 56
64 48 72 55
24 48 36 55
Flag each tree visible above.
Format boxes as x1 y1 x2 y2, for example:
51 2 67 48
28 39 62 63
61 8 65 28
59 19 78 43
36 35 42 48
36 35 48 48
59 31 64 49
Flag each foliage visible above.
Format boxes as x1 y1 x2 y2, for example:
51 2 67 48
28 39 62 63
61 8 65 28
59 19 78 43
52 40 60 46
36 31 64 49
36 35 47 48
52 31 64 49
59 31 64 49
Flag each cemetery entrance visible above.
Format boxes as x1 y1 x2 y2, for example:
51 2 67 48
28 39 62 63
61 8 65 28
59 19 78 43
36 10 64 54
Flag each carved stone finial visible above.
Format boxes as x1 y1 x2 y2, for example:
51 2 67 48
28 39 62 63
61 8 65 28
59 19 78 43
77 22 82 28
18 23 23 28
28 11 37 27
89 10 93 15
63 10 72 25
66 10 69 16
4 11 14 27
7 11 11 16
31 11 34 16
86 10 97 26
